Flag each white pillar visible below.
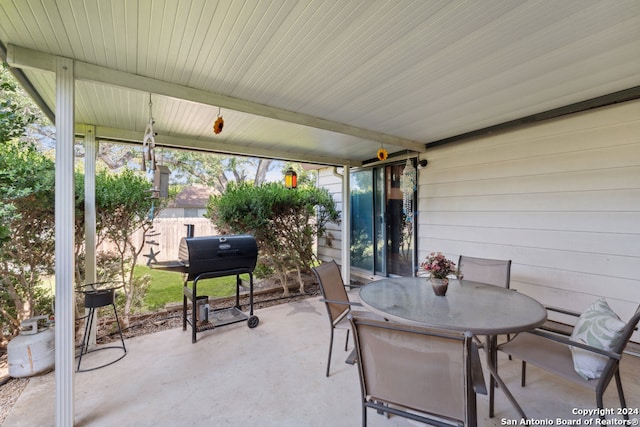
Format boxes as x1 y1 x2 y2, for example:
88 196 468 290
84 126 98 348
341 165 351 285
54 56 75 427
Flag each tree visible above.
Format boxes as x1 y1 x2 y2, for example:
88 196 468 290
0 63 58 346
167 150 275 192
73 141 277 193
0 65 39 143
207 182 339 295
93 169 169 326
0 63 50 244
0 140 56 345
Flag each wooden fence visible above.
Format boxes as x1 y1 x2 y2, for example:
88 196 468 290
97 218 218 264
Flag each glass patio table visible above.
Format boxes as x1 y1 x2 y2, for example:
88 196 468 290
359 276 547 419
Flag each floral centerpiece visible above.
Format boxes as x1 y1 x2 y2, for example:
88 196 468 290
421 252 457 296
421 252 457 279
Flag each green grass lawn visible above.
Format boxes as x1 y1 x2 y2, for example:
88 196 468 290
135 265 245 311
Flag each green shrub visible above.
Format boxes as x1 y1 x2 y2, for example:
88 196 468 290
207 182 339 295
0 140 55 345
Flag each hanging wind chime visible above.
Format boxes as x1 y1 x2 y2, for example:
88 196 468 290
140 94 169 265
142 94 157 172
141 94 170 199
400 158 416 218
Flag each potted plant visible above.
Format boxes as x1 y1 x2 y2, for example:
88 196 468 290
420 252 457 296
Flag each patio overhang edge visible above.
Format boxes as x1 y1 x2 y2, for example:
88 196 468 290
0 41 54 123
425 86 640 148
7 43 426 155
74 124 361 167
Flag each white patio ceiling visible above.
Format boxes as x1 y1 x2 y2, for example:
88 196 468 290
1 0 639 166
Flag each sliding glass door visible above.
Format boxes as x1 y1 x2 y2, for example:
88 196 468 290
350 170 374 271
350 159 416 276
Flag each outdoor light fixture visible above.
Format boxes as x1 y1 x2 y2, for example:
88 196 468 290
285 168 297 189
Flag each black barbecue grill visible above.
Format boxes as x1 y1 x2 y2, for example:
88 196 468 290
152 234 259 343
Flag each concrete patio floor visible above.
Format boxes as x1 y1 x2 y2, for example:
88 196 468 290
5 292 640 426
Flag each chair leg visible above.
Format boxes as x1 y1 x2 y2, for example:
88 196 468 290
597 393 605 420
489 381 494 419
345 348 358 365
344 329 350 351
362 403 367 427
614 370 628 420
326 327 335 377
521 361 526 387
488 335 496 418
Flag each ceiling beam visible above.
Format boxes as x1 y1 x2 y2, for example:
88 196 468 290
0 41 55 123
8 44 425 153
74 124 361 167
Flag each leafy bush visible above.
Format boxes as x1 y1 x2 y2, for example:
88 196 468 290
0 140 56 345
207 182 339 295
90 169 169 326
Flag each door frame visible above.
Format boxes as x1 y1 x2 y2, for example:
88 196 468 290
350 157 418 277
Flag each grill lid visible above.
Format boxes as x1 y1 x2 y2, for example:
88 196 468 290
179 234 258 280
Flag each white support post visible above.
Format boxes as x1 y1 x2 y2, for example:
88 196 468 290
341 165 351 286
54 56 75 427
84 126 98 348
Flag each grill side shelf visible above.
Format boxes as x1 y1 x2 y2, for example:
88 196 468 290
149 260 188 274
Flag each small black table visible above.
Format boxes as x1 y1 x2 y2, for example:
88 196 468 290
76 282 127 372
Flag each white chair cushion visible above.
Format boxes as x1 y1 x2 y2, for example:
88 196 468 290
570 298 625 380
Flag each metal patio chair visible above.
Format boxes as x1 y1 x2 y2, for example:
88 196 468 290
349 314 487 427
497 303 640 420
312 260 364 377
457 255 511 288
458 255 512 348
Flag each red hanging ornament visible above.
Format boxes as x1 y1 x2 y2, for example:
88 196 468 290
213 115 224 134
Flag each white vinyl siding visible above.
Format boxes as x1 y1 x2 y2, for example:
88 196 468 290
316 167 344 263
417 99 640 333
